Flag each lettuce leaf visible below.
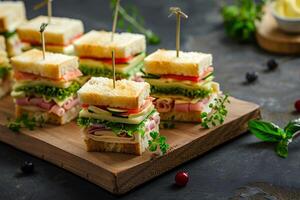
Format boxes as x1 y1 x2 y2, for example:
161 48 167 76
77 110 156 137
79 62 143 79
0 67 10 79
150 85 212 99
14 81 81 101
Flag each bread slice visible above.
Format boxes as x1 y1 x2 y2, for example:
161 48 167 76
5 33 23 57
0 77 12 98
74 30 146 59
11 49 79 79
15 104 81 125
17 16 84 46
160 110 202 122
78 77 150 109
0 1 26 33
144 49 212 76
0 35 5 51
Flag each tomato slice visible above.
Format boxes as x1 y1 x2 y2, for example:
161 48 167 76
161 74 201 82
81 104 89 109
80 55 134 64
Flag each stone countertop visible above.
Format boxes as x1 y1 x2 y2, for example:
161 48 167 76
1 0 300 199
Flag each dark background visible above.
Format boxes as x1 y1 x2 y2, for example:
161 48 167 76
1 0 300 199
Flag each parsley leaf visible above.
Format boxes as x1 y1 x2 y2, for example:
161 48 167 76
148 131 169 155
7 114 45 132
201 94 230 129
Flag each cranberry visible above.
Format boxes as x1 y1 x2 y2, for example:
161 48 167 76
295 100 300 112
267 59 278 71
175 171 189 186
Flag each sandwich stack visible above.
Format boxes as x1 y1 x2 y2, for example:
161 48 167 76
0 1 26 57
77 77 160 155
0 36 12 98
17 16 84 54
11 49 84 125
143 49 220 122
74 30 146 80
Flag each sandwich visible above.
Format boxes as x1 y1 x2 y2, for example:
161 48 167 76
0 35 12 98
0 1 26 57
77 77 160 155
143 49 220 122
17 16 84 55
74 30 146 80
10 49 85 125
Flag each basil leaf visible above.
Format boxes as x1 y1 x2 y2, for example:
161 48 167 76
248 120 285 142
284 118 300 139
275 140 289 158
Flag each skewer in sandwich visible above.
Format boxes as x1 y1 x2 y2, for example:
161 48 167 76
17 16 84 55
74 30 146 80
77 77 160 155
143 49 220 122
11 49 85 125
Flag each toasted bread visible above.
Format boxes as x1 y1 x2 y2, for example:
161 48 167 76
15 104 81 125
11 49 79 79
78 77 150 109
17 16 84 46
144 49 212 76
0 1 26 33
74 30 146 59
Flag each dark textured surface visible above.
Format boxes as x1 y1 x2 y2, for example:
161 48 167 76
1 0 300 199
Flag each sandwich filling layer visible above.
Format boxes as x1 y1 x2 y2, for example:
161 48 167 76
79 53 145 79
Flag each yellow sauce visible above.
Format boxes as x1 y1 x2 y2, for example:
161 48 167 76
276 0 300 18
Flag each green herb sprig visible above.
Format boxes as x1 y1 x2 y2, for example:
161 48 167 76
7 114 45 132
110 0 160 45
221 0 265 42
201 94 230 129
148 131 169 155
248 118 300 158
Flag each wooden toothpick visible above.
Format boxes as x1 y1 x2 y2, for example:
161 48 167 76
48 0 53 24
112 50 116 89
169 7 188 58
111 0 120 42
33 0 53 24
40 23 48 60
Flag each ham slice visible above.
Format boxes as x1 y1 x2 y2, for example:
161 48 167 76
154 98 174 113
15 97 80 116
14 69 82 82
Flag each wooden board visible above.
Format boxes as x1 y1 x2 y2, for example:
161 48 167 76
0 96 260 194
256 8 300 54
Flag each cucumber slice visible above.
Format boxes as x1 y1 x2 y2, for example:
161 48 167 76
88 106 111 115
107 107 128 113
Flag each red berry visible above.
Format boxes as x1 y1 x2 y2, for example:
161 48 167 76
175 171 189 186
295 100 300 112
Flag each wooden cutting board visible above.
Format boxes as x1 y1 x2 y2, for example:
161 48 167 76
0 96 260 194
256 7 300 54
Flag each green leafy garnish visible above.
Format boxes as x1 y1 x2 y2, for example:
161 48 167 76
15 82 81 101
151 85 212 99
7 114 45 132
201 94 230 129
148 131 169 154
221 0 265 42
0 67 11 79
78 110 156 137
110 0 160 45
248 118 300 158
